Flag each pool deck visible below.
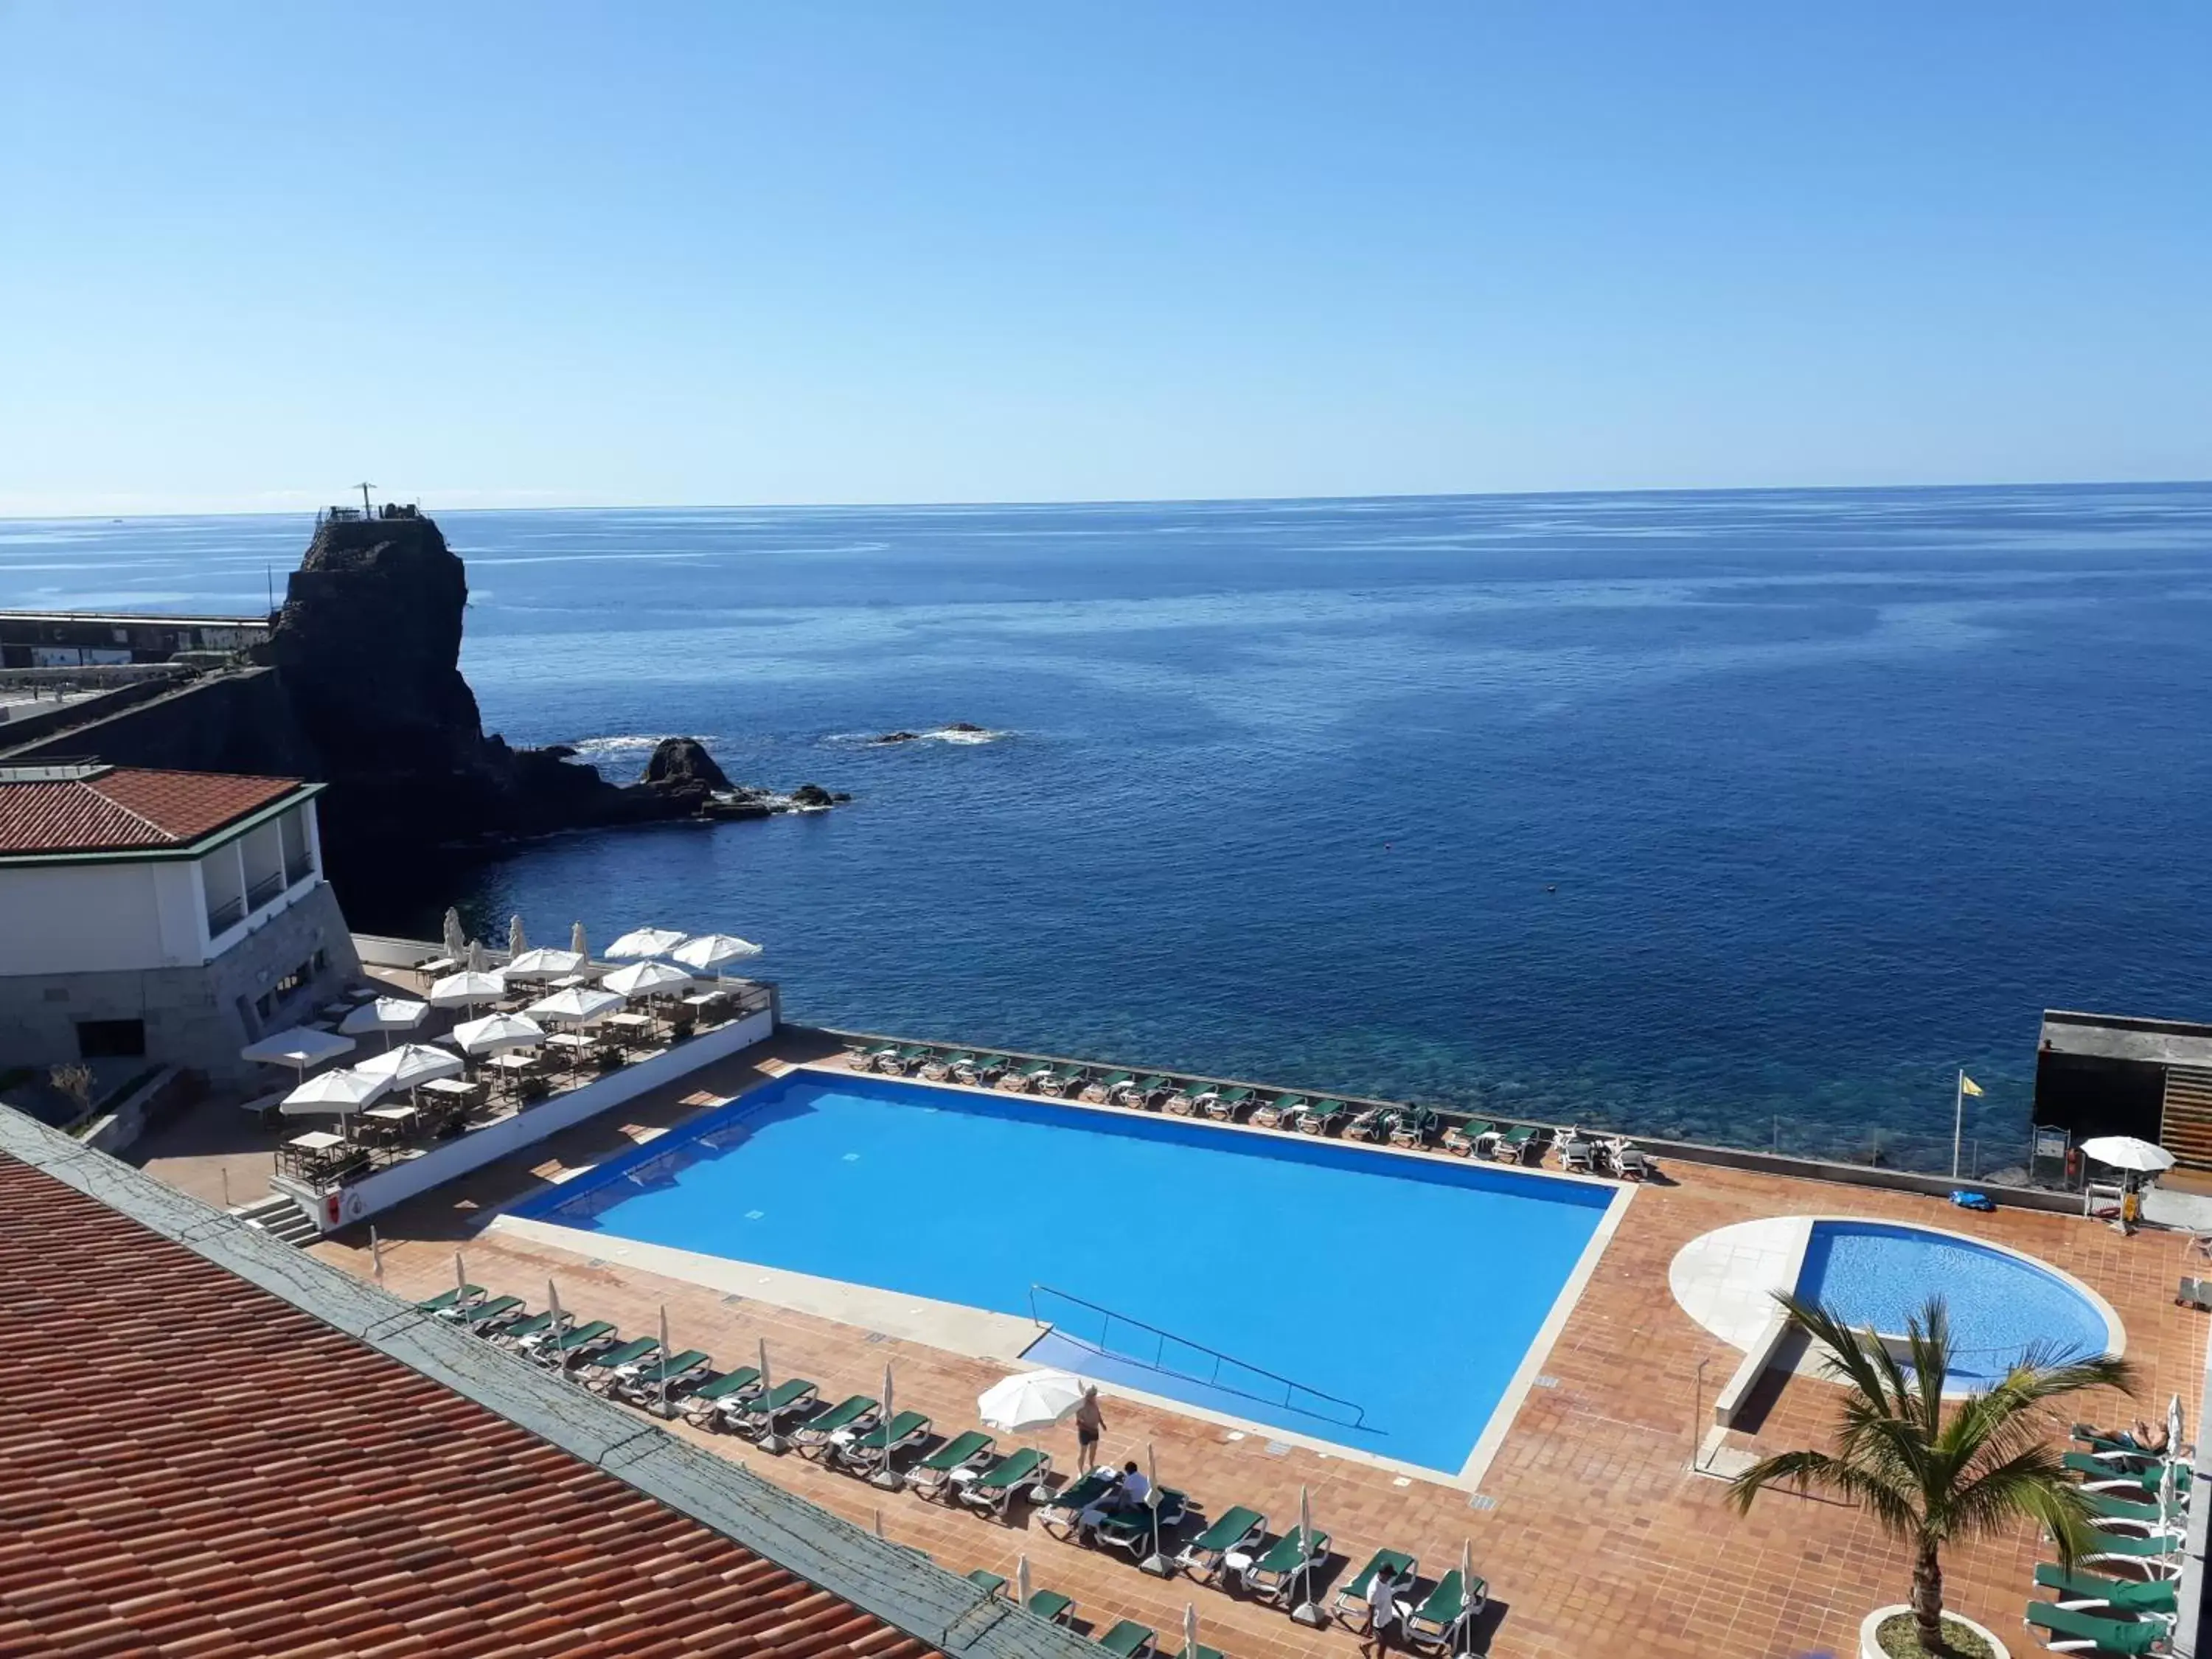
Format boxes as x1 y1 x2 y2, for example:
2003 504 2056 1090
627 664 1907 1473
168 1027 2209 1659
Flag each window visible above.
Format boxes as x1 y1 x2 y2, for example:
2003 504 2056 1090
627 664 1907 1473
311 947 327 975
273 961 310 999
75 1019 146 1060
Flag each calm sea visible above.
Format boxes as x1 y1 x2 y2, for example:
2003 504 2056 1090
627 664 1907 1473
7 484 2211 1166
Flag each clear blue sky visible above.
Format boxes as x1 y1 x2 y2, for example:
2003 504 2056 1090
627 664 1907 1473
1 1 2205 515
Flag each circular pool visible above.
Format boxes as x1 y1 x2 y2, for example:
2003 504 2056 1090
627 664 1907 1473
1799 1221 2117 1385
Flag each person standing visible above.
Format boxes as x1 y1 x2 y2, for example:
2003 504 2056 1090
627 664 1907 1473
1363 1560 1409 1655
1074 1386 1104 1472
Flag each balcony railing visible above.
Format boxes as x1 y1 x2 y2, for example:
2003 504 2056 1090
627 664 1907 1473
245 869 288 910
205 897 245 935
283 855 314 887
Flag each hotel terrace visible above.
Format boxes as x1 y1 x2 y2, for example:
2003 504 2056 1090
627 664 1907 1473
1 774 2208 1659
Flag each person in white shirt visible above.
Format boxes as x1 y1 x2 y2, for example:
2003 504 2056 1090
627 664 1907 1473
1363 1560 1410 1655
1078 1460 1150 1543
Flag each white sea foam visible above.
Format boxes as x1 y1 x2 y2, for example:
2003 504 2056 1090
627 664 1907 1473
821 726 1011 748
566 734 705 759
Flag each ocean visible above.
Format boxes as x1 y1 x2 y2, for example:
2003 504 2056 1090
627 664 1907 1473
7 483 2211 1168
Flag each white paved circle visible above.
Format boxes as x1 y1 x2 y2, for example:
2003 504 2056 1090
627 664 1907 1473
1668 1215 1814 1351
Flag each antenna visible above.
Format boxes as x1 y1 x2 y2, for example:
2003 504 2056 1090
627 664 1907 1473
354 480 376 514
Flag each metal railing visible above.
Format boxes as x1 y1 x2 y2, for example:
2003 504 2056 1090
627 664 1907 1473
1029 1284 1371 1433
246 869 288 909
206 897 246 935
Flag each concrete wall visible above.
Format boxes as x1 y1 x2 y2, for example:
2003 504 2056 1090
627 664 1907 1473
277 1004 776 1231
0 860 206 974
0 884 363 1083
3 666 320 776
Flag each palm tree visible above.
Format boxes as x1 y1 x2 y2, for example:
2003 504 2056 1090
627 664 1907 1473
1728 1292 2135 1658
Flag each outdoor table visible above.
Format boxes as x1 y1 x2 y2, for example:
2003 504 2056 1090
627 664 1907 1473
364 1102 418 1124
546 1032 594 1051
288 1130 346 1152
417 956 459 976
604 1012 654 1033
681 991 726 1009
484 1052 539 1073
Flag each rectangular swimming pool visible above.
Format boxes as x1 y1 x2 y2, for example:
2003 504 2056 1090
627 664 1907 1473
515 1071 1618 1474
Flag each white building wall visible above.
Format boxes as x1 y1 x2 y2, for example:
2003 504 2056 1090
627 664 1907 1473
0 863 179 974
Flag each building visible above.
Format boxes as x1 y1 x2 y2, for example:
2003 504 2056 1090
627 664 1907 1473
0 608 269 668
2033 1007 2212 1173
0 1108 1082 1659
0 763 359 1081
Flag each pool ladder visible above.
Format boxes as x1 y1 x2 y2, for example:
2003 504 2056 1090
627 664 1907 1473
1027 1284 1372 1434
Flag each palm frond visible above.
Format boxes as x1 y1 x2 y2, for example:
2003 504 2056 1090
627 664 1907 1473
1728 1447 1921 1537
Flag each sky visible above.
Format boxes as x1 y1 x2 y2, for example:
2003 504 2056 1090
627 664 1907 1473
0 1 2206 516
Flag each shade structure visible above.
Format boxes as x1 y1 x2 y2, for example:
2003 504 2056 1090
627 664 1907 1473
671 933 762 975
240 1026 355 1071
280 1066 388 1117
976 1368 1086 1433
354 1042 465 1090
508 914 526 957
440 908 465 959
428 970 507 1009
340 997 428 1038
527 987 623 1026
466 939 487 973
2080 1135 2175 1174
606 926 686 961
451 1012 546 1055
504 947 585 980
602 959 692 1000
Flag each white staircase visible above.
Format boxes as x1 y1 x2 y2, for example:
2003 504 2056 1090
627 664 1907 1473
234 1193 319 1247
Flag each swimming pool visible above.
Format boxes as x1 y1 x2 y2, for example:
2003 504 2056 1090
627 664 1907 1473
515 1070 1620 1473
1797 1220 2118 1385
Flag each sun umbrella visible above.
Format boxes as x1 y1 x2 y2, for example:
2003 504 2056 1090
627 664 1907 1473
1139 1441 1171 1574
428 970 506 1010
606 925 686 961
527 987 622 1026
1183 1605 1199 1659
466 938 486 973
441 908 465 959
355 1042 465 1090
571 920 588 958
871 1362 902 1489
505 946 585 980
658 1305 672 1416
2080 1136 2175 1174
671 933 762 978
2170 1393 2185 1459
340 996 429 1048
280 1065 388 1118
546 1278 565 1377
1015 1555 1032 1613
240 1026 355 1079
757 1337 787 1452
602 959 692 1000
1287 1484 1324 1624
508 914 526 958
977 1368 1087 1433
452 1011 546 1055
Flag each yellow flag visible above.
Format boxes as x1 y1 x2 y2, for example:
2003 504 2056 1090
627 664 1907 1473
1960 1074 1985 1097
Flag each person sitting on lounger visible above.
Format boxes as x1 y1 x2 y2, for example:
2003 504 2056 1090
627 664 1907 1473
2134 1419 2171 1455
1363 1561 1411 1655
1078 1460 1149 1544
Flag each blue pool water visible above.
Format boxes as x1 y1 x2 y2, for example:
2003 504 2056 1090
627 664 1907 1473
518 1071 1615 1472
1796 1220 2115 1384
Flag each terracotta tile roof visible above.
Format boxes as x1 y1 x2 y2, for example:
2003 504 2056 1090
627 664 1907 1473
0 1154 942 1659
0 767 302 855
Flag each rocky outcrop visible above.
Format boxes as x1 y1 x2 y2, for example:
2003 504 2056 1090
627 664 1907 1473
640 737 733 796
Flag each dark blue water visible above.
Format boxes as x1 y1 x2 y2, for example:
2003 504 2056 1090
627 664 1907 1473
7 483 2211 1162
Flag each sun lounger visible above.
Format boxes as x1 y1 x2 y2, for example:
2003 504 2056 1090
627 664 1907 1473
1442 1119 1495 1156
613 1349 713 1405
921 1050 971 1081
1389 1107 1439 1148
847 1042 895 1070
1405 1567 1486 1651
1295 1099 1352 1136
532 1320 619 1365
2065 1453 2191 1494
493 1310 562 1349
967 1568 1007 1598
681 1366 763 1424
1559 1136 1596 1172
2025 1601 2173 1655
578 1335 659 1388
830 1410 932 1475
1037 1468 1119 1537
1095 1621 1155 1659
446 1293 524 1329
1038 1066 1085 1098
1084 1071 1134 1103
953 1054 994 1084
1490 1124 1543 1163
1176 1505 1267 1582
1346 1105 1396 1141
792 1394 880 1458
2034 1564 2178 1615
1164 1080 1217 1116
1095 1489 1189 1557
911 1430 995 1500
1333 1548 1417 1627
959 1447 1053 1520
416 1284 485 1313
1251 1094 1305 1129
1613 1144 1655 1179
1201 1086 1256 1121
2081 1532 2185 1571
731 1377 820 1440
1003 1059 1055 1093
1023 1589 1076 1624
1239 1524 1330 1603
2081 1489 2166 1527
1127 1074 1172 1108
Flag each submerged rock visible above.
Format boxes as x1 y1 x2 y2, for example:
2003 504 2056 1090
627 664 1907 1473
874 730 922 745
790 782 835 807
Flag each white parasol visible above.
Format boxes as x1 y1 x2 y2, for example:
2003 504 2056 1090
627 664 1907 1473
240 1026 355 1078
527 987 622 1026
977 1368 1087 1433
571 920 588 958
440 908 465 959
2080 1136 2175 1174
602 959 693 1000
606 925 686 961
355 1042 465 1090
508 914 527 958
504 946 585 980
451 1011 546 1056
340 997 428 1048
428 970 506 1010
280 1065 387 1118
671 933 762 978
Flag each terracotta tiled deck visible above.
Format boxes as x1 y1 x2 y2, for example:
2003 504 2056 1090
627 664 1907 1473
268 1032 2205 1659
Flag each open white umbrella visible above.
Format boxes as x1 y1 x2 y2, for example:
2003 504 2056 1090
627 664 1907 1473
504 946 585 980
355 1042 465 1090
977 1368 1087 1433
508 914 527 958
2080 1136 2175 1174
240 1026 355 1079
440 907 465 959
280 1065 388 1118
602 959 692 1000
607 925 686 961
452 1011 546 1055
428 970 506 1010
527 987 622 1026
671 933 762 977
341 997 428 1048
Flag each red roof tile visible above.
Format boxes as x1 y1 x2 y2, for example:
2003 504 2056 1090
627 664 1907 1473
0 1155 942 1659
0 768 302 855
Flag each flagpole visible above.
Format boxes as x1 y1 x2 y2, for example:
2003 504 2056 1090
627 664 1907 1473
1951 1068 1965 1179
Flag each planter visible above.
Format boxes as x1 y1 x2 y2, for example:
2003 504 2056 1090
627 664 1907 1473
1860 1605 2010 1659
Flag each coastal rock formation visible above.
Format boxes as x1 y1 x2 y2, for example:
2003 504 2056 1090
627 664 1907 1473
640 737 734 796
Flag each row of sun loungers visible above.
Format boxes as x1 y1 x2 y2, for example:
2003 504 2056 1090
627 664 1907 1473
2015 1427 2194 1654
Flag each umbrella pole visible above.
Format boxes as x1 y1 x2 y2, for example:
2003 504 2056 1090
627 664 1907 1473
369 1225 383 1281
657 1304 673 1418
1139 1439 1172 1576
871 1361 902 1489
1288 1482 1324 1625
758 1337 785 1453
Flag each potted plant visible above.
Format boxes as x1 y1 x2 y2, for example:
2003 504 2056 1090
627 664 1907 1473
518 1075 552 1105
594 1044 627 1074
1729 1293 2133 1659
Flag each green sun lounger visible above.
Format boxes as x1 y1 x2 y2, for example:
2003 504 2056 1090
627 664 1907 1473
451 1293 524 1329
535 1320 618 1360
1202 1086 1255 1120
1443 1119 1496 1154
967 1568 1007 1598
580 1335 658 1374
832 1410 931 1474
1492 1124 1539 1161
1095 1621 1155 1659
2066 1453 2191 1493
1333 1549 1417 1626
2025 1601 2173 1655
911 1430 995 1498
793 1393 878 1456
2081 1489 2165 1525
1295 1100 1352 1135
1243 1524 1330 1602
732 1377 820 1437
926 1050 974 1075
2034 1563 2178 1615
961 1447 1053 1519
1252 1093 1304 1127
1390 1107 1440 1147
681 1366 762 1416
1125 1074 1169 1106
1087 1070 1133 1099
1097 1488 1189 1555
1177 1505 1266 1580
2082 1531 2185 1565
614 1348 712 1402
490 1310 557 1344
1023 1589 1074 1624
1037 1467 1118 1531
416 1284 484 1312
1405 1567 1486 1651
